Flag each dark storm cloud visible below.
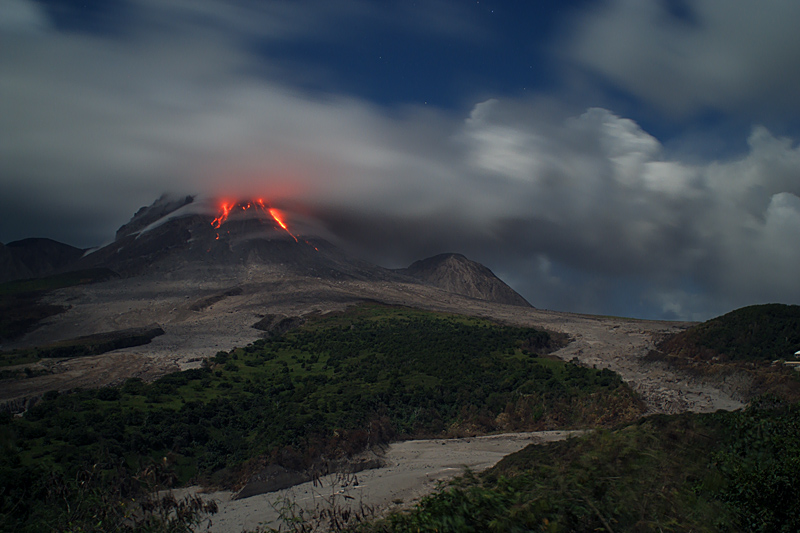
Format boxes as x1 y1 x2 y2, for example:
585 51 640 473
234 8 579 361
1 0 799 320
312 102 800 319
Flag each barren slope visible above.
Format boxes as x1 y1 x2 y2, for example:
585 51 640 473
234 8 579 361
397 253 531 307
2 264 743 414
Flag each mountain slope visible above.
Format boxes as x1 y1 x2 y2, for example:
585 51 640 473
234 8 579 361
658 303 800 362
647 303 800 402
398 253 532 307
0 238 85 282
75 197 401 283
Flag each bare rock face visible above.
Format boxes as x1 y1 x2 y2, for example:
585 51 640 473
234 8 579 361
115 194 194 240
398 253 532 307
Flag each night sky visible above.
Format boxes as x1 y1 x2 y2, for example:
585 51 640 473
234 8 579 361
2 0 800 320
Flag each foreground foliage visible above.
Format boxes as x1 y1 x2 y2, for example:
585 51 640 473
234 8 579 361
649 303 800 402
0 304 642 531
659 303 800 363
368 397 800 532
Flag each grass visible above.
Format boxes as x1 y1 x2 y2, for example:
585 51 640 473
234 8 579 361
0 303 644 531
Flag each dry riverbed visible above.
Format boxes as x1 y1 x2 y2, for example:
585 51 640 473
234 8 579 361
175 431 584 533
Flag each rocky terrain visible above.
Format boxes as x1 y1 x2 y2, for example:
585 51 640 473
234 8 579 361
2 266 743 414
179 431 586 533
1 196 746 414
0 195 755 532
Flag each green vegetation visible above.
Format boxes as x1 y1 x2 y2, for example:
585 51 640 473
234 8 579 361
0 268 118 341
649 304 800 402
660 303 800 362
0 304 642 531
369 396 800 532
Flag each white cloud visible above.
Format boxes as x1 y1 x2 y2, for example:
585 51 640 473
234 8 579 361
567 0 800 116
0 0 50 33
458 99 800 317
1 0 799 319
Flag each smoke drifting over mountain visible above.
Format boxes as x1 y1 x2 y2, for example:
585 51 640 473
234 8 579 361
2 0 800 320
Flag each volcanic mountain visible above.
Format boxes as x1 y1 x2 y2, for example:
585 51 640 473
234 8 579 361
398 253 531 307
1 195 745 419
73 195 390 280
2 195 532 364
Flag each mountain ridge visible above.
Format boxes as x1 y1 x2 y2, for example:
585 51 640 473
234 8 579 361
4 196 532 309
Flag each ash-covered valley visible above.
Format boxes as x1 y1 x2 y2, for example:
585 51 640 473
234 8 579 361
1 195 742 414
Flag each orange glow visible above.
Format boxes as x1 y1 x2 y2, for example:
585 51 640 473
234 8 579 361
268 208 299 242
211 198 300 243
211 201 233 229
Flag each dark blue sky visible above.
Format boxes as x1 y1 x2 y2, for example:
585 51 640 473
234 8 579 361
2 0 800 320
254 2 576 106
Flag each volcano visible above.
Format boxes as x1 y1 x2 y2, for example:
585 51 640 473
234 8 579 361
2 196 735 422
2 195 532 382
69 195 398 282
60 195 533 300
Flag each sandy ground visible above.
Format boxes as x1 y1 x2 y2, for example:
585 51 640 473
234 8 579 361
174 430 584 533
3 270 745 414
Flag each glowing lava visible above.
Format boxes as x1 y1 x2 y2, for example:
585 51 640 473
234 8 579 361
211 202 233 229
210 199 299 243
265 208 297 242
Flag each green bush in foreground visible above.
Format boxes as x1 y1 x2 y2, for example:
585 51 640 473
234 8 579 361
366 397 800 532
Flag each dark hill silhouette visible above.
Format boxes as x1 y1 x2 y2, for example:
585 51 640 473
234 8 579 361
0 238 85 283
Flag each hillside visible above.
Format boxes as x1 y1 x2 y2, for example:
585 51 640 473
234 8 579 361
658 303 800 362
0 268 118 342
0 238 85 283
0 304 645 531
398 253 531 307
348 305 800 532
372 399 800 532
647 304 800 402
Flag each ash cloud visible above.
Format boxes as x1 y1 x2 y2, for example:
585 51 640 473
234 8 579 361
1 0 799 320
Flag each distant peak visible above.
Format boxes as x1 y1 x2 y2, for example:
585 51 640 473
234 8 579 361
399 253 532 307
